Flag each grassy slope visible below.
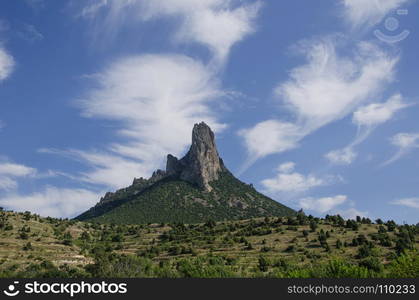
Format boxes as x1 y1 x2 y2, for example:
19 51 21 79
77 172 296 224
0 211 92 275
1 210 418 278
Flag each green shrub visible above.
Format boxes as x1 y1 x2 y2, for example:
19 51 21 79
387 251 419 278
258 256 270 272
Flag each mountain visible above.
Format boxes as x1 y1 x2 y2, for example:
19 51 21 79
76 122 295 224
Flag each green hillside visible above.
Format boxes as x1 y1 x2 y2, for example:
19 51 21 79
1 210 418 278
76 171 296 224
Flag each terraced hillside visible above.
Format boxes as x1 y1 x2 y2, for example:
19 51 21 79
0 210 418 278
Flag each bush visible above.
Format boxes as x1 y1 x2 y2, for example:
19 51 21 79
19 231 29 240
23 242 33 251
260 246 271 252
258 256 270 272
62 232 73 246
357 244 374 259
176 256 236 278
309 221 318 232
23 211 32 221
387 251 419 278
359 257 383 273
386 220 396 232
86 254 154 278
284 245 295 253
320 259 372 278
80 231 91 241
245 242 253 250
111 234 123 243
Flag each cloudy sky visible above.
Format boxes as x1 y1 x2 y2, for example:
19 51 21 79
0 0 418 223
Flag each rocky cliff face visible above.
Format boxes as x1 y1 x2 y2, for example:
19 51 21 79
98 122 224 206
166 122 225 191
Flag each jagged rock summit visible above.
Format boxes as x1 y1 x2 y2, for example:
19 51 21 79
166 122 225 191
76 122 296 224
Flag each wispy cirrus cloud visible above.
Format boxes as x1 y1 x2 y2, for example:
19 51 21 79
78 0 261 64
261 162 339 194
0 186 102 218
43 54 226 189
390 197 419 209
40 147 153 189
240 37 399 170
341 0 411 28
383 132 419 165
0 161 37 191
18 24 44 43
297 195 369 219
45 1 262 190
325 147 358 165
326 93 409 165
0 46 14 81
298 195 348 214
336 207 369 220
352 93 409 127
238 120 301 170
276 39 398 132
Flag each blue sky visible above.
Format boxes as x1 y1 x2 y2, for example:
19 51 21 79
0 0 418 223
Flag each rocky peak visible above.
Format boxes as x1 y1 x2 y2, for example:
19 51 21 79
166 122 225 191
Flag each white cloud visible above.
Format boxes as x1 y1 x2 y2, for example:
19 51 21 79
40 148 152 189
341 0 410 28
295 194 368 219
0 162 36 177
238 120 301 164
0 162 37 191
142 0 261 63
383 132 419 165
261 162 330 194
0 47 15 81
43 54 225 189
78 0 108 18
326 94 408 165
325 147 358 165
336 207 369 219
391 132 419 148
0 177 17 191
0 187 101 218
18 24 44 42
299 195 347 214
80 0 261 63
352 94 408 126
240 38 398 169
276 39 397 132
390 197 419 209
67 1 261 188
277 161 296 173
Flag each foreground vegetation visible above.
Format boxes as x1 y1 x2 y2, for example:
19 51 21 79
0 209 418 278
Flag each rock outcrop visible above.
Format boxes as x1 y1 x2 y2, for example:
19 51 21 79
166 122 225 191
76 121 296 224
99 122 225 207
